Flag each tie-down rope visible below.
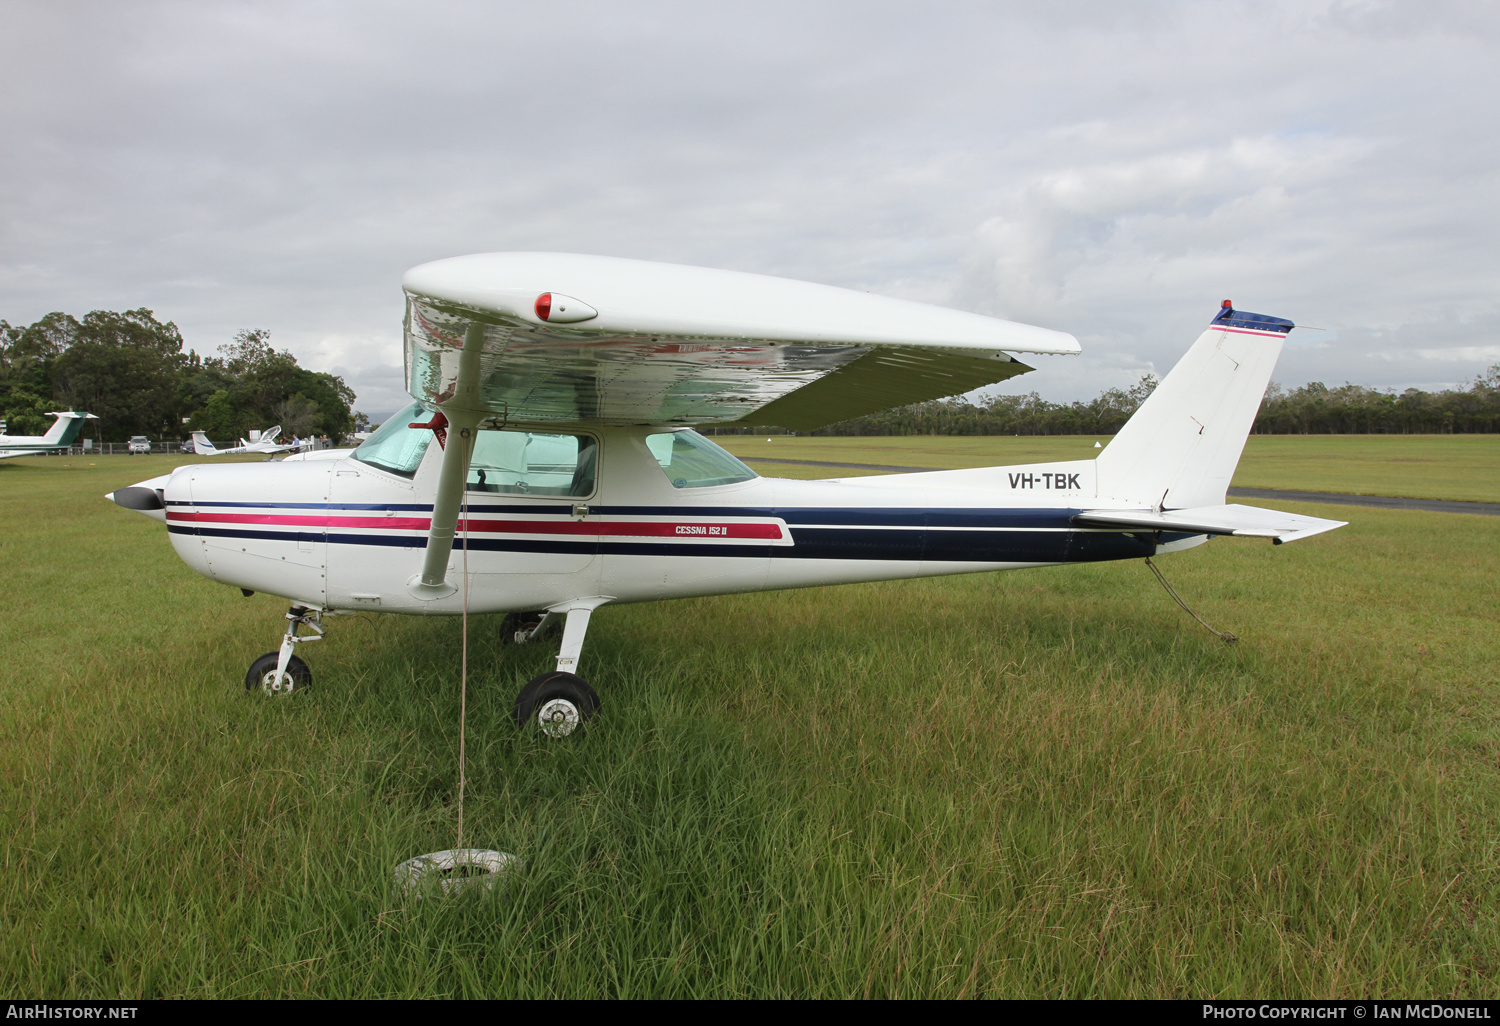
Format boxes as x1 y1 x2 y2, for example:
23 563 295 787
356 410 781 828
1144 556 1239 644
457 428 471 850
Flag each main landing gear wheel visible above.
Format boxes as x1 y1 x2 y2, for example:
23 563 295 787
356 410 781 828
246 652 311 695
514 671 598 738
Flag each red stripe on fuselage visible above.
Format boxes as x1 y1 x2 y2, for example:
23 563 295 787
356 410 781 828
165 510 783 539
170 511 432 530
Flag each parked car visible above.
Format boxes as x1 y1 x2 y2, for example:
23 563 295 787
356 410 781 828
128 436 151 454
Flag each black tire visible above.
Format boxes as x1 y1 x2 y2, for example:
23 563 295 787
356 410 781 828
513 671 599 737
499 610 557 645
245 651 312 695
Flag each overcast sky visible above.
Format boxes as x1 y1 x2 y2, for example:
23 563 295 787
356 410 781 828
3 0 1497 417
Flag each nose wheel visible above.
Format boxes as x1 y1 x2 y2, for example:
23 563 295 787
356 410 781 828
246 604 324 696
514 671 599 738
246 652 311 694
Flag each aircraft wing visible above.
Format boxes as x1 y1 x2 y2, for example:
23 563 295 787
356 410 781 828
401 252 1080 430
1074 503 1347 544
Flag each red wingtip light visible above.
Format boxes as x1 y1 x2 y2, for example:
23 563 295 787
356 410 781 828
531 292 598 323
1222 299 1233 309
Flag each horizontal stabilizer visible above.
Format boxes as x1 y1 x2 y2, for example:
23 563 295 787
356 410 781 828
1074 503 1346 544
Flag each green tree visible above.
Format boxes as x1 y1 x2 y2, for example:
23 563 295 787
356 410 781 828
1 388 58 436
273 393 321 438
182 330 357 444
1 313 82 433
50 309 186 440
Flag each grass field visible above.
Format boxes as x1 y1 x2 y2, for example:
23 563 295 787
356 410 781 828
718 434 1500 501
2 446 1498 998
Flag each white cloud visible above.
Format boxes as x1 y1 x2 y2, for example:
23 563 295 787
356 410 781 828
1 0 1497 409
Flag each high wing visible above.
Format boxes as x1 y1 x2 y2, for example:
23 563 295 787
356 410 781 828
401 252 1079 430
1075 504 1347 545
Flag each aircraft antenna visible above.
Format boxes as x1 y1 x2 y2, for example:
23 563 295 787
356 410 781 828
1143 557 1239 643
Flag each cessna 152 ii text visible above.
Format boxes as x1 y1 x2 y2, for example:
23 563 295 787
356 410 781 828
0 410 97 460
108 252 1344 736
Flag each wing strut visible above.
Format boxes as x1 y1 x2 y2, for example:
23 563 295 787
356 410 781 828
408 322 487 600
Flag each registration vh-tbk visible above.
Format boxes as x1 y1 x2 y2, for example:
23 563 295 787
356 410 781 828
108 252 1344 736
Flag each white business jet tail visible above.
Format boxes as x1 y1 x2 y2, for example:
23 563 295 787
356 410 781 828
35 411 96 446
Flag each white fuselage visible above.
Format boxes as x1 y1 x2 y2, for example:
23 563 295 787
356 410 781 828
155 425 1197 615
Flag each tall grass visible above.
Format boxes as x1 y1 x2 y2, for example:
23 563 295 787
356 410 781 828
1 453 1497 997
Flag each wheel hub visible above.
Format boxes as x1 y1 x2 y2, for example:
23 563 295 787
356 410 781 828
261 671 297 696
535 698 581 737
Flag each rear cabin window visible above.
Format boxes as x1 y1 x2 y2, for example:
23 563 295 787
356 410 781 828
646 430 758 489
351 402 432 478
467 430 596 497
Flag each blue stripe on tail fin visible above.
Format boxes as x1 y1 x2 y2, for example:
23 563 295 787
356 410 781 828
1211 300 1294 334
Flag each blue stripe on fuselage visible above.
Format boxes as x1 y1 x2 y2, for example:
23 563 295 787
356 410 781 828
169 522 1177 564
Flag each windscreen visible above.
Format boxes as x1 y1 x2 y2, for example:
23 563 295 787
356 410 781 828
351 401 433 478
645 430 758 489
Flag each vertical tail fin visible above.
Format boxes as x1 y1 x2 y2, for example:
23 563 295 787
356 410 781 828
41 412 92 447
40 413 74 444
1095 303 1292 509
190 431 219 455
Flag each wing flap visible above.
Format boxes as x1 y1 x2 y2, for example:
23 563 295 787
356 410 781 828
740 346 1032 431
1074 503 1347 544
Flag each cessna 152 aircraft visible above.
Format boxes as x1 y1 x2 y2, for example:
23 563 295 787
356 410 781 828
108 252 1344 736
189 425 295 456
0 410 97 460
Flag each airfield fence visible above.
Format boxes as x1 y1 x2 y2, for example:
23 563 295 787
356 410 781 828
33 439 339 456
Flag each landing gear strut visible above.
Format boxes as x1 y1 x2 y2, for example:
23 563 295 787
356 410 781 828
499 610 560 645
509 599 609 736
246 605 324 695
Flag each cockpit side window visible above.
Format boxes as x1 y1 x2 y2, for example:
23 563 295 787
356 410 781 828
467 430 596 497
351 401 432 478
645 430 758 488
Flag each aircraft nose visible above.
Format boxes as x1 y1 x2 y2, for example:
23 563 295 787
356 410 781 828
109 485 164 511
107 473 173 522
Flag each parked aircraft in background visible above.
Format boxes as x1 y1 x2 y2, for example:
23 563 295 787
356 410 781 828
188 426 294 456
0 411 97 460
109 252 1344 737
